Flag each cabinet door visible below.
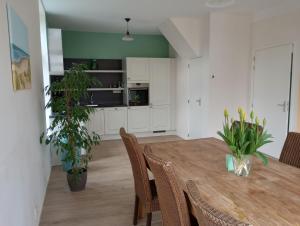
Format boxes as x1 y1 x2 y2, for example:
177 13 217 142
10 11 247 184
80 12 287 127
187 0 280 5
149 58 171 105
150 105 170 131
86 109 105 135
128 106 150 133
48 29 64 74
104 108 127 135
126 58 149 82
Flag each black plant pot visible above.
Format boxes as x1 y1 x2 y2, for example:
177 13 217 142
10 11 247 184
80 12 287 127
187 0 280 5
67 168 87 192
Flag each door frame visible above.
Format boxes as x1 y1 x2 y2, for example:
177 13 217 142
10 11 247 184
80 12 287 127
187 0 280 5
250 42 296 132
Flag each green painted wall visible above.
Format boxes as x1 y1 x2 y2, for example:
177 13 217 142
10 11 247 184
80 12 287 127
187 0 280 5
62 30 169 59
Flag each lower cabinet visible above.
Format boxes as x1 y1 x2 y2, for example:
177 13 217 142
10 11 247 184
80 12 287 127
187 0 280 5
86 108 105 135
86 105 171 136
127 106 150 133
104 107 127 135
150 105 171 131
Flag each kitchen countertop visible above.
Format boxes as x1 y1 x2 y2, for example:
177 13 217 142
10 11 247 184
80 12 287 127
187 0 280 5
49 104 151 118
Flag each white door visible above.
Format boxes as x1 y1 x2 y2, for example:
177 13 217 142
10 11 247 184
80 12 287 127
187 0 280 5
86 109 105 135
149 58 171 106
127 106 150 133
150 105 170 131
188 58 209 139
253 44 293 158
126 58 149 83
104 107 127 135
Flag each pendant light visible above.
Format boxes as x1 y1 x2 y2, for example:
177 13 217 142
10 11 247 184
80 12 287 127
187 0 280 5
122 18 134 41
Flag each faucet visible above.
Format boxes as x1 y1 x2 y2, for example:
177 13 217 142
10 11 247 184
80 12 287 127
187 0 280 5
90 93 94 105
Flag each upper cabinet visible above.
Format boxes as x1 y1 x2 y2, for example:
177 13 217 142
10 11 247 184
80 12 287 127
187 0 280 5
126 58 149 83
48 28 64 75
149 58 171 106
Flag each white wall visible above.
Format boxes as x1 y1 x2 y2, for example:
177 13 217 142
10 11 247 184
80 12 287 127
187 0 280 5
172 15 210 139
207 12 252 137
160 16 208 58
252 11 300 132
0 0 51 225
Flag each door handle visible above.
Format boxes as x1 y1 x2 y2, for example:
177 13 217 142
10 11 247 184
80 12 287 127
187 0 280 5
277 101 288 112
196 98 201 106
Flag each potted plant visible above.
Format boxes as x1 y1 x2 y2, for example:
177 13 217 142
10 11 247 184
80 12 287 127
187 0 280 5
40 64 101 191
218 108 272 176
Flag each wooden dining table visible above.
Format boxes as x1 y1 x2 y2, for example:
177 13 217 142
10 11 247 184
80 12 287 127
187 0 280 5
145 138 300 226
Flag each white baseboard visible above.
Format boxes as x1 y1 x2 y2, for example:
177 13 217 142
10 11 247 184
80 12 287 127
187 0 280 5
101 130 177 141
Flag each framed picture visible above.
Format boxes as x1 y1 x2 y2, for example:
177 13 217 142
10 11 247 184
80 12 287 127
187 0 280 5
7 4 32 91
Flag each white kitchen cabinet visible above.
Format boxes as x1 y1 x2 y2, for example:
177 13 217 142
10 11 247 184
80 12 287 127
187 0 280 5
127 106 150 133
86 109 105 135
126 58 149 83
48 28 64 75
150 105 170 131
149 58 171 106
104 107 127 135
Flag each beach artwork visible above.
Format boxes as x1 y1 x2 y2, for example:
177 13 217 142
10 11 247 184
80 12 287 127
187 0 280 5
7 5 31 91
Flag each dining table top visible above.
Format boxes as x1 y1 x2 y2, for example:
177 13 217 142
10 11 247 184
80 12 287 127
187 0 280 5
145 137 300 226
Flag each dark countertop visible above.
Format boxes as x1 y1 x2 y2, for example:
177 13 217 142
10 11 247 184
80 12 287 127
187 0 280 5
49 104 150 118
87 104 128 108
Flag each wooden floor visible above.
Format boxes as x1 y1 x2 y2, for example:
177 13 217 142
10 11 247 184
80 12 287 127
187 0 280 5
39 135 181 226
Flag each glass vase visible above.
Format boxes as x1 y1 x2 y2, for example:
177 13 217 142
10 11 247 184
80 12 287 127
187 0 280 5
232 155 252 177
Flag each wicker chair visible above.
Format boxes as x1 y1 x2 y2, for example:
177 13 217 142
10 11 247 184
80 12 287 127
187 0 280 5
143 145 192 226
186 180 251 226
119 128 159 226
279 132 300 168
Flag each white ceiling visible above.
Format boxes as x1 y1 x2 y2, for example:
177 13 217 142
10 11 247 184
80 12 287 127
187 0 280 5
43 0 300 34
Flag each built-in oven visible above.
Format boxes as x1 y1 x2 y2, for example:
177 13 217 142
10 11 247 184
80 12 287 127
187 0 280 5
128 83 149 106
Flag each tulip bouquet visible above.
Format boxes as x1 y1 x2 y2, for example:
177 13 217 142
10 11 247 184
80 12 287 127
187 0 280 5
218 108 272 176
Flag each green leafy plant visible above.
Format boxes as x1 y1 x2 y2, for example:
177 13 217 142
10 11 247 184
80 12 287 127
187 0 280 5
40 64 101 176
217 108 272 165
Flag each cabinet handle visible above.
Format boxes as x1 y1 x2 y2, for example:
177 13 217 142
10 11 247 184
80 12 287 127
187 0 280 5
149 103 153 108
128 107 131 109
115 108 118 110
128 77 131 80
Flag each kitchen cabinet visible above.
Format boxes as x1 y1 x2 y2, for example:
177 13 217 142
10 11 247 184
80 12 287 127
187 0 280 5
150 105 170 131
149 58 171 106
104 107 127 134
127 106 150 133
48 28 64 75
86 109 105 135
126 58 149 83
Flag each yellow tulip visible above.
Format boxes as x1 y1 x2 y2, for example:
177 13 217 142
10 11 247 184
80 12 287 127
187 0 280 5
263 118 267 127
255 116 260 125
242 111 246 121
224 108 229 119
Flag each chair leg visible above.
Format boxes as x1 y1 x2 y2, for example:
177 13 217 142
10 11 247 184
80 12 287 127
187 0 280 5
133 195 139 225
146 212 152 226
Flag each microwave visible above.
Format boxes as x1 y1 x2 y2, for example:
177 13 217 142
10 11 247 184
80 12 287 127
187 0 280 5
128 83 149 106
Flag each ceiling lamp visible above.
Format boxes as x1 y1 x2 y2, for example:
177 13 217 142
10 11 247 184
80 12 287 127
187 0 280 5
206 0 235 8
122 18 134 41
